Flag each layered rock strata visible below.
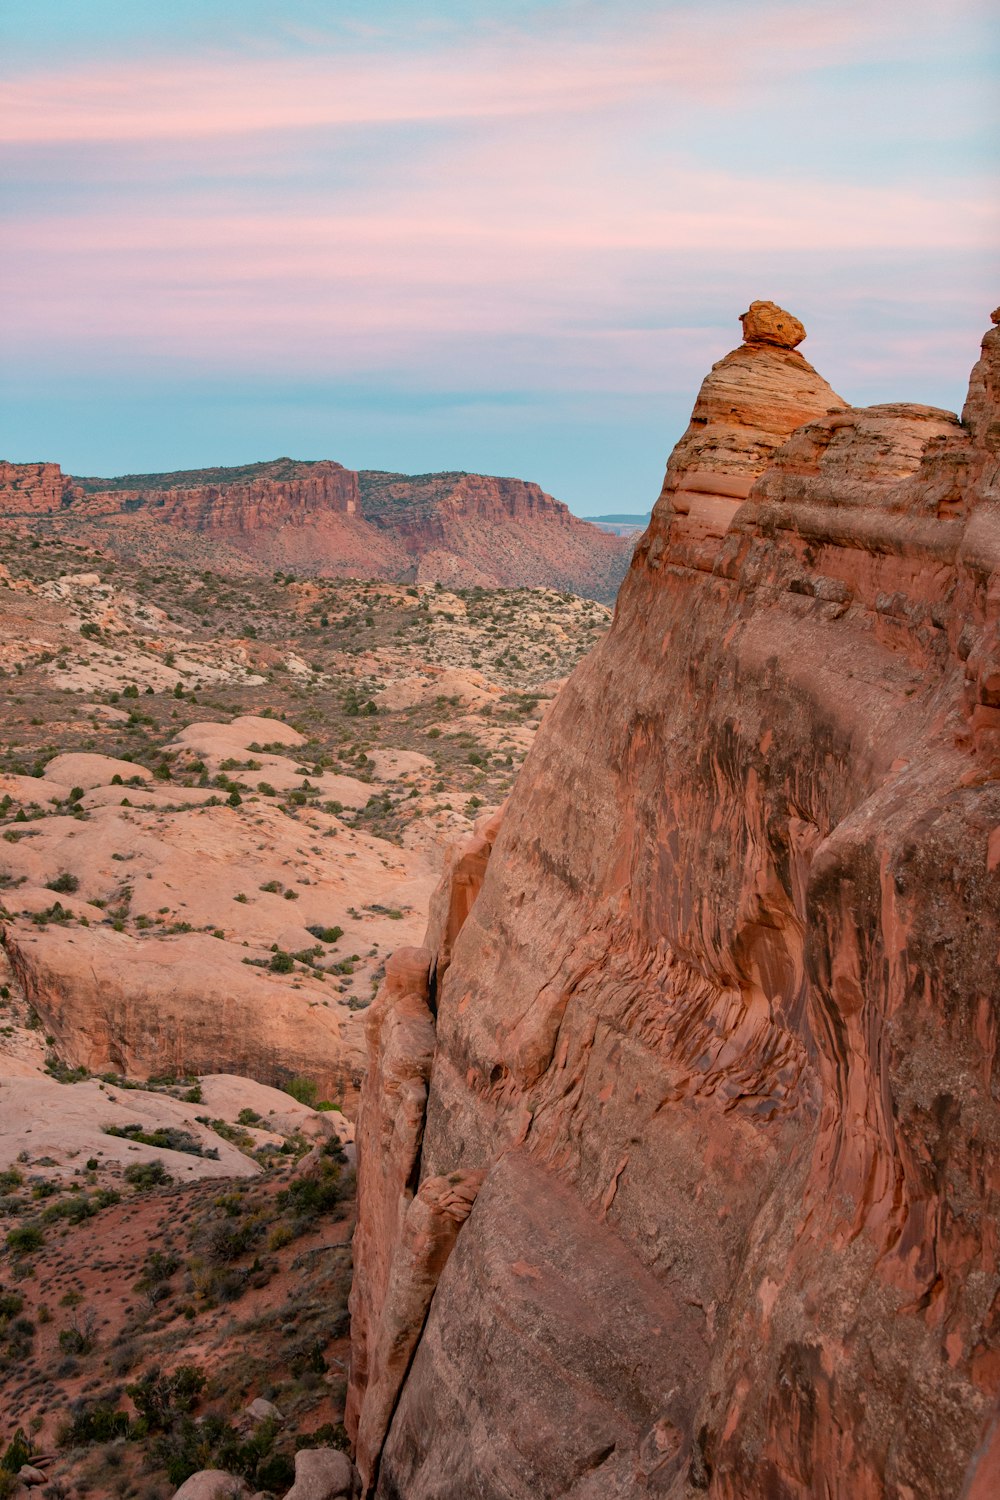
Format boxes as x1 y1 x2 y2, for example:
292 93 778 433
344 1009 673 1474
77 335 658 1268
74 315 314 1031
0 460 78 514
348 305 1000 1498
0 458 630 601
80 459 360 530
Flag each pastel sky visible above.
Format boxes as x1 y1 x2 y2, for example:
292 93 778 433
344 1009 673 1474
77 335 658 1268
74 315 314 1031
1 1 997 515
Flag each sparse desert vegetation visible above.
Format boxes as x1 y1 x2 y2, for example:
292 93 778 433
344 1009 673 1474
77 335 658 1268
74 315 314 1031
0 521 608 1492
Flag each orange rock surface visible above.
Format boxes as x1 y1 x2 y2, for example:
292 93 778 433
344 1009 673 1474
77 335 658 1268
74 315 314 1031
0 460 78 514
348 307 1000 1498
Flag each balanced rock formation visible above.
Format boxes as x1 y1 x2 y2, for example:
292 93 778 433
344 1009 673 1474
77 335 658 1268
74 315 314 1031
739 298 806 348
348 306 1000 1498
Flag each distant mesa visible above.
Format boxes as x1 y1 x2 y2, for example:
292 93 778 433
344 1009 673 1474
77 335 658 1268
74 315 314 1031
0 457 630 603
587 512 651 537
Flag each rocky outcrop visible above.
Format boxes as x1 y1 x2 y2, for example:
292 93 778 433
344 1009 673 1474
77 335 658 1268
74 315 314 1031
283 1447 360 1499
422 806 505 993
348 305 1000 1497
0 460 78 514
346 945 438 1458
739 297 806 348
3 924 367 1105
171 1450 360 1500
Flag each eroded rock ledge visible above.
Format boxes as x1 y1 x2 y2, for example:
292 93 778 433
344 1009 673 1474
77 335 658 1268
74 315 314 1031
348 305 1000 1499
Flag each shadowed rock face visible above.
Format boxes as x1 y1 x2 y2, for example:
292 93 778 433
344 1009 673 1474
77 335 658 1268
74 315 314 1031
348 307 1000 1498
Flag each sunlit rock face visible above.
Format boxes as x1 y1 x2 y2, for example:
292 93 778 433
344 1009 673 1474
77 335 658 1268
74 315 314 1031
348 307 1000 1499
0 460 78 514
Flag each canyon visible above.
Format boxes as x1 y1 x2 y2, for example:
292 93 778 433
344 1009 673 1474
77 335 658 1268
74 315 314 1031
0 459 630 603
347 302 1000 1499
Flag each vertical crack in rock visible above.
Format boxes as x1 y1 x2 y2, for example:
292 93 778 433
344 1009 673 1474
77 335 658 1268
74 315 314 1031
348 812 502 1493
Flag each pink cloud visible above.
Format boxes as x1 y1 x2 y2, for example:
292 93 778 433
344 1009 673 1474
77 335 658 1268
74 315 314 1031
0 0 979 144
1 0 992 423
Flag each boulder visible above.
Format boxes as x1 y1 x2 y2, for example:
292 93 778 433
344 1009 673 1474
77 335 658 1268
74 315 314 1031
739 297 806 347
245 1397 284 1424
282 1447 358 1499
171 1473 250 1500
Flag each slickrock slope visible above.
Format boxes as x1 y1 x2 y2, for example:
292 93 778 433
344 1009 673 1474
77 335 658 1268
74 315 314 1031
0 729 433 1108
348 305 1000 1498
0 458 630 601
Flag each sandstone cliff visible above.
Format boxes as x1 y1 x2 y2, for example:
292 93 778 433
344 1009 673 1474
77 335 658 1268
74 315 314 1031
77 457 361 530
359 471 626 597
0 457 629 602
347 304 1000 1498
0 460 78 514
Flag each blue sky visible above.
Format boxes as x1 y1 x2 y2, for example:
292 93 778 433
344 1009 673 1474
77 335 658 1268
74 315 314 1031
1 0 997 514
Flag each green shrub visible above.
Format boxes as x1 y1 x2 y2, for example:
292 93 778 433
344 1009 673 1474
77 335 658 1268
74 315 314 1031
104 1123 217 1157
58 1319 96 1355
123 1160 172 1190
277 1161 342 1223
152 1412 265 1488
5 1224 43 1255
283 1076 317 1107
1 1427 32 1473
307 924 343 944
58 1402 129 1447
138 1248 181 1288
127 1364 206 1431
0 1290 25 1321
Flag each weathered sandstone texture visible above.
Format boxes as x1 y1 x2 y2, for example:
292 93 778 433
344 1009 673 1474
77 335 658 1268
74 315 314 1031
3 924 367 1104
348 306 1000 1498
739 298 806 349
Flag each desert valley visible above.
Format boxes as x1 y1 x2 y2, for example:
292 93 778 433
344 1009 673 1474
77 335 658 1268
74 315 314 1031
0 459 613 1494
0 298 998 1499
